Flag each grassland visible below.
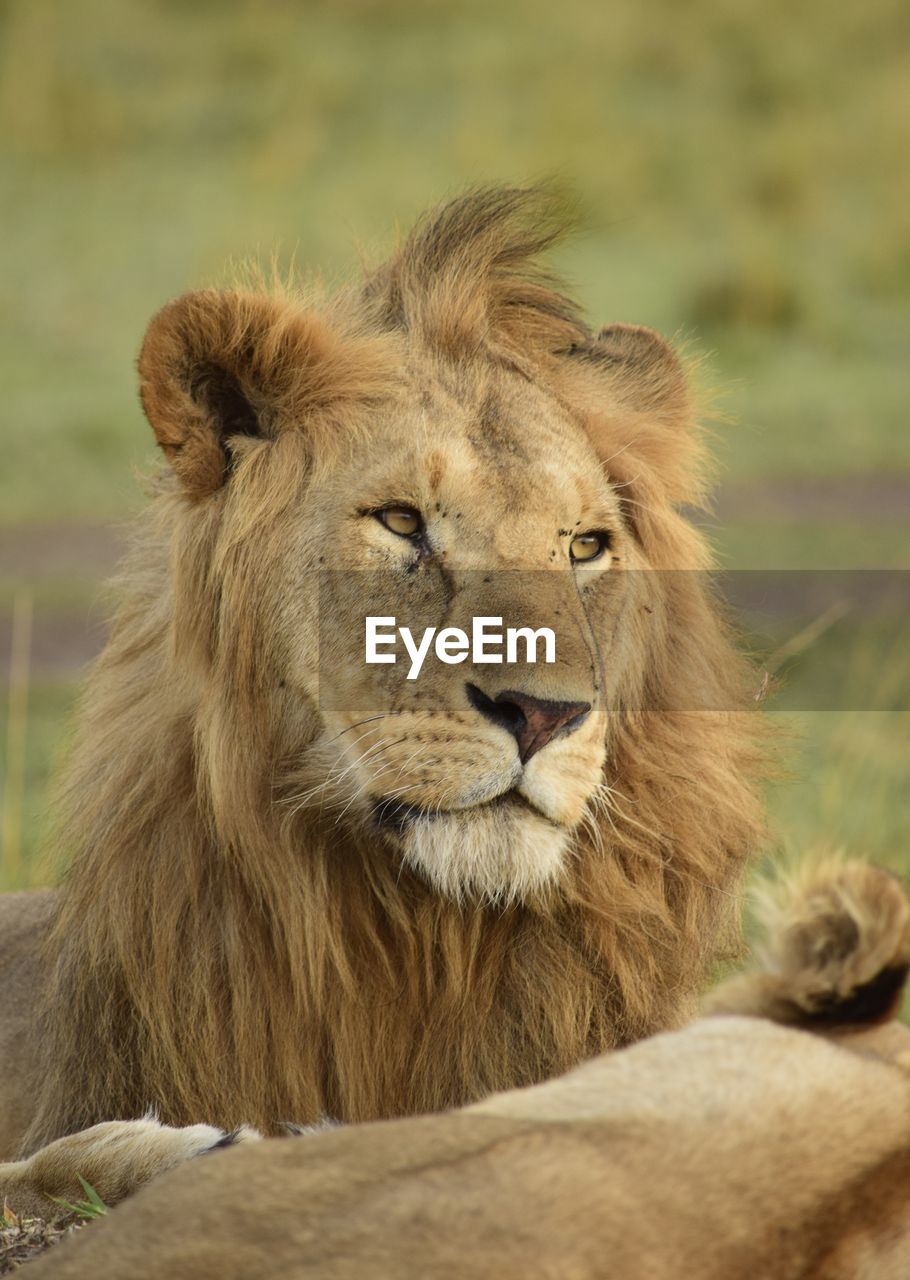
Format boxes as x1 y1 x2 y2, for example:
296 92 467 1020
1 0 908 890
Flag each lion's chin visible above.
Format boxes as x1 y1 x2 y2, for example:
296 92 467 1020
385 794 570 905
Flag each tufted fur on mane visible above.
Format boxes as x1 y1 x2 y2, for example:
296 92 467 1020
363 185 586 362
24 187 767 1153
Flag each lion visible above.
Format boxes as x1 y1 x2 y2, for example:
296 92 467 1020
8 861 910 1280
0 186 766 1165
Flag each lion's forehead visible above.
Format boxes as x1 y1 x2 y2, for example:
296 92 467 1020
369 367 612 540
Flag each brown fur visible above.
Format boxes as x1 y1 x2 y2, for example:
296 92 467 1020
14 862 910 1280
10 187 766 1156
0 893 55 1157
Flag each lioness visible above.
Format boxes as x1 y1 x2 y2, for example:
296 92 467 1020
10 861 910 1280
0 187 765 1160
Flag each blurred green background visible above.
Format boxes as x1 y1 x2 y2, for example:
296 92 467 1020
1 0 908 890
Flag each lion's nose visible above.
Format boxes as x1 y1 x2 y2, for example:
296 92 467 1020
465 683 592 764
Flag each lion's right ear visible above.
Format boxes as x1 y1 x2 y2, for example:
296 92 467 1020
138 289 367 497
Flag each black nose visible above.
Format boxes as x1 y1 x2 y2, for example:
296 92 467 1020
466 684 592 764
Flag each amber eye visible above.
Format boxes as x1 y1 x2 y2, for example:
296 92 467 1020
375 506 423 538
570 531 611 563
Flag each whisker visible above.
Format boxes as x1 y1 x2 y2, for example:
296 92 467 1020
283 735 405 817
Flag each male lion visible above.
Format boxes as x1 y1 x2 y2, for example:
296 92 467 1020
0 187 765 1162
8 861 910 1280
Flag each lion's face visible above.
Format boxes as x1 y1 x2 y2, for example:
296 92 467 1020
275 357 647 902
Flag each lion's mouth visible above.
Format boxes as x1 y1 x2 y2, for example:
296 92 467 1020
370 789 558 833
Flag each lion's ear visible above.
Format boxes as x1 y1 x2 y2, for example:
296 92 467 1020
565 324 705 511
582 325 690 429
138 289 360 497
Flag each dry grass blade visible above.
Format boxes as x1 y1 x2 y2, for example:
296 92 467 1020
754 599 852 702
766 600 851 675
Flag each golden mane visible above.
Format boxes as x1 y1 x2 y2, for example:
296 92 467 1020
24 188 767 1152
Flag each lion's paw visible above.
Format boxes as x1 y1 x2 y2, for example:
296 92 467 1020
20 1118 263 1211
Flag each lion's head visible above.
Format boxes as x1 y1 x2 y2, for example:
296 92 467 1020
136 190 738 906
28 188 766 1149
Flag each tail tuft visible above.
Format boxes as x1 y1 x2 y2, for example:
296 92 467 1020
708 859 910 1027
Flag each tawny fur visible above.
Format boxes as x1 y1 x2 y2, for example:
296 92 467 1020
706 857 910 1024
15 187 767 1154
12 862 910 1280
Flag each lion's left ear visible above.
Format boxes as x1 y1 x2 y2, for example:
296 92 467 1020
138 289 384 499
562 323 705 510
580 324 690 428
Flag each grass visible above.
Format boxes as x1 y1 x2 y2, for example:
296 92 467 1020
0 0 908 889
50 1178 110 1223
762 622 910 870
1 0 908 524
0 681 70 891
1 1205 84 1275
0 594 31 889
712 523 910 571
0 1180 104 1274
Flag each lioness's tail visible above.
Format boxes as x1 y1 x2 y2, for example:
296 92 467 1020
706 859 910 1028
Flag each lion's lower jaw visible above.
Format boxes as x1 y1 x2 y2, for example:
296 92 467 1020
399 805 570 905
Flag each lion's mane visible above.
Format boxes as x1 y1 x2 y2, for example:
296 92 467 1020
25 189 767 1151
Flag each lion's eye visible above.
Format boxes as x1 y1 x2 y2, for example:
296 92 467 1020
570 531 611 563
375 506 423 538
